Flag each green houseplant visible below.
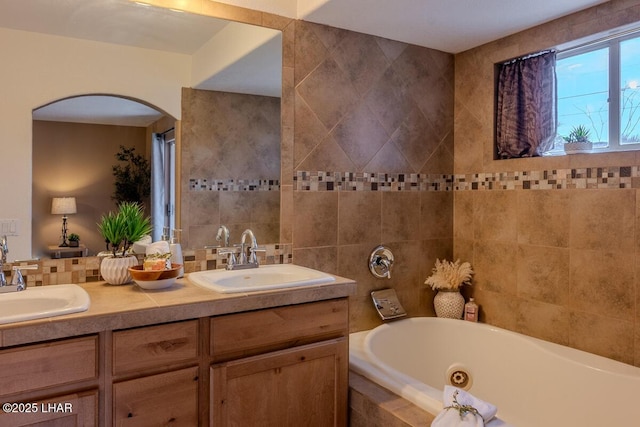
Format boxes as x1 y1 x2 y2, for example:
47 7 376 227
98 202 152 285
68 233 80 248
111 145 151 206
563 125 593 154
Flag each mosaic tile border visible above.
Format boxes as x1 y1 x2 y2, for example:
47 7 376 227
295 166 640 191
3 244 292 287
294 171 453 191
190 178 280 191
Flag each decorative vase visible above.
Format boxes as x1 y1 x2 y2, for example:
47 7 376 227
434 289 465 319
100 255 138 285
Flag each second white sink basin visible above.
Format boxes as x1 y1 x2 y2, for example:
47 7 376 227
188 264 336 293
0 284 90 325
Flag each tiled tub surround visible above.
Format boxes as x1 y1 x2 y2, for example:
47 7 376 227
291 20 456 334
454 0 640 368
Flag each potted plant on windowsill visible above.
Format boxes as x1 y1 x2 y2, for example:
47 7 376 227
98 202 152 285
68 233 80 247
563 124 592 154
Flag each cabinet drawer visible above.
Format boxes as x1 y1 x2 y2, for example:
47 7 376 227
211 298 348 362
0 390 98 426
0 336 98 397
113 320 199 376
113 366 199 427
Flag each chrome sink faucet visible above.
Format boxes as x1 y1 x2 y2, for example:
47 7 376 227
239 229 258 265
215 225 230 247
221 229 266 270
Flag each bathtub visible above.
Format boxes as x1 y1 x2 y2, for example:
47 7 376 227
349 317 640 427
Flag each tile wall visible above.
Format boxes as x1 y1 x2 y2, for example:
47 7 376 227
454 0 640 365
180 88 281 249
290 21 455 332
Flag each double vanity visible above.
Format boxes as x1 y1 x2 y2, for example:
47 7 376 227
0 264 355 426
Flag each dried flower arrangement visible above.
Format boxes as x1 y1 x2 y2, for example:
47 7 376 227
425 259 474 291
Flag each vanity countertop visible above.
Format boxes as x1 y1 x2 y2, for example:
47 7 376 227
0 272 356 348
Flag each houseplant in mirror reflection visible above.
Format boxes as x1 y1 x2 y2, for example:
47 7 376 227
68 233 80 247
425 259 473 319
97 202 152 285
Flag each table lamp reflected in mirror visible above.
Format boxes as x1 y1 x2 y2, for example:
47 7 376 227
51 197 77 247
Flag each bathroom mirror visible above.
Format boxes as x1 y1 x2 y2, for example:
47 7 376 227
8 0 282 258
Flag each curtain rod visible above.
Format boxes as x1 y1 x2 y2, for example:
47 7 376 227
501 49 556 65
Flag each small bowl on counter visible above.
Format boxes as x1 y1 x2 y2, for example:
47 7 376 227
128 264 182 290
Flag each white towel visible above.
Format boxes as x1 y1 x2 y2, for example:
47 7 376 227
431 386 497 427
145 240 170 256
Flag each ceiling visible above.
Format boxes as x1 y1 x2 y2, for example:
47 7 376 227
1 0 280 126
7 0 613 125
298 0 611 54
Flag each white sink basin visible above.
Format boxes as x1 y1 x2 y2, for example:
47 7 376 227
0 284 90 325
188 264 336 293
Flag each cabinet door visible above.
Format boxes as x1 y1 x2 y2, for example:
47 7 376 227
0 390 98 426
211 338 347 427
113 366 199 427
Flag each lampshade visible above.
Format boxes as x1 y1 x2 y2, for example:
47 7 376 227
51 197 77 215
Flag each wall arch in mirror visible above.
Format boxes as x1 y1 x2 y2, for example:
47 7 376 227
32 94 176 259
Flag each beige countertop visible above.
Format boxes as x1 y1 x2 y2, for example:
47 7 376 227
0 273 356 348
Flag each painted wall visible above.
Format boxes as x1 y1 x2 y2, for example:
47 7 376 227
32 121 147 258
454 0 640 365
0 27 190 260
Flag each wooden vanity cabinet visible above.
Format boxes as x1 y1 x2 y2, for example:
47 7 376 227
0 335 99 426
209 299 349 427
0 296 351 426
111 319 200 426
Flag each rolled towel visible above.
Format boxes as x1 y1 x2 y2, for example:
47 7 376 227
145 240 170 257
132 235 152 254
431 386 497 427
143 240 172 271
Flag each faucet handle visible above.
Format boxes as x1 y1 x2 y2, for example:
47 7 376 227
249 245 266 263
11 264 38 289
218 247 239 269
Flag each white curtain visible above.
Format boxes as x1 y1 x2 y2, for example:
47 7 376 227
150 133 165 242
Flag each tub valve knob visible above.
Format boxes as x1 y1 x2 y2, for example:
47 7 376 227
369 246 394 279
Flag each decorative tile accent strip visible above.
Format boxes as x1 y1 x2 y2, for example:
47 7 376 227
1 244 291 286
190 178 280 191
295 166 640 191
294 171 454 191
182 243 292 274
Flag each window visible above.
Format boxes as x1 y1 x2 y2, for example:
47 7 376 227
547 30 640 154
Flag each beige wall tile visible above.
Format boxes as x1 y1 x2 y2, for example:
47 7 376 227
517 244 570 306
381 192 421 242
515 299 571 346
570 249 635 320
292 191 338 248
570 189 635 252
473 191 517 242
338 192 382 246
419 191 453 240
570 311 634 364
517 190 570 247
472 241 517 295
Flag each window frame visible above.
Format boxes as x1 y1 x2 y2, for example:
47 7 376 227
553 29 640 154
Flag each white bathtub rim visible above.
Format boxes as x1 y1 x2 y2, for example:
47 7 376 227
365 317 640 380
